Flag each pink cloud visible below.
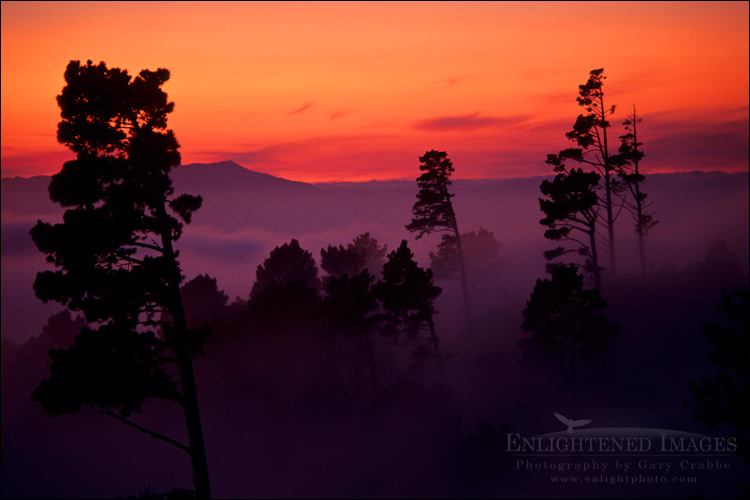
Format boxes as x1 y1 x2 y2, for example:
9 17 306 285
413 113 532 132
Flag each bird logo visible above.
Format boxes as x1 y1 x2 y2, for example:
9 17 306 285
554 412 591 434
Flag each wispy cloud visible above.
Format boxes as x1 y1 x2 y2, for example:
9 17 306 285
287 102 313 116
192 134 408 181
329 111 351 121
413 112 532 132
413 77 461 96
187 105 749 181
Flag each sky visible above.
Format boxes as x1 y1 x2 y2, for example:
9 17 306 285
1 1 748 182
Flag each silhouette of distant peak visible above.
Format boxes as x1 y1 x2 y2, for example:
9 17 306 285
174 160 318 193
179 160 245 171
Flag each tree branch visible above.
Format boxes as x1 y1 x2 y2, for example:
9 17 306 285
136 320 175 327
560 235 589 250
101 410 190 453
117 254 144 266
131 242 164 253
558 221 592 234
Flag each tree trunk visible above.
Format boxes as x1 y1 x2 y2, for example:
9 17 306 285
632 113 647 278
427 316 444 381
598 94 617 277
365 333 377 407
603 169 617 276
439 177 472 333
175 350 212 499
635 183 647 277
588 230 602 291
159 205 211 499
452 225 473 333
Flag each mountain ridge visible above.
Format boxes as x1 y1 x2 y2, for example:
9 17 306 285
173 160 319 193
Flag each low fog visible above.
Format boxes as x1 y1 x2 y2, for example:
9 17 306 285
2 162 748 498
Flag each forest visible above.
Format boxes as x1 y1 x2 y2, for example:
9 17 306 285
1 61 748 499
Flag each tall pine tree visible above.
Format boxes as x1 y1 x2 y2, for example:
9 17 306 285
30 60 211 498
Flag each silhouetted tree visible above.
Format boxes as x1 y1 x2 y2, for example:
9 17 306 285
461 228 503 279
181 274 231 329
373 240 443 375
430 234 462 282
1 311 85 400
320 232 387 280
29 60 211 498
431 228 503 297
248 240 323 336
519 264 618 396
250 239 321 301
538 166 602 288
323 270 380 409
406 150 471 330
618 106 657 277
550 69 624 275
246 240 331 413
23 311 86 365
685 286 749 460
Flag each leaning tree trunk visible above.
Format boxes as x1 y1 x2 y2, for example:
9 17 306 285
442 179 473 333
588 229 602 291
635 182 647 277
631 113 648 278
602 166 617 276
598 96 617 277
159 204 211 499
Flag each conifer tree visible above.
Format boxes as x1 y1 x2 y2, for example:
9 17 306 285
30 60 211 498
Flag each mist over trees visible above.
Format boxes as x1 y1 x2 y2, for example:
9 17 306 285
320 232 388 280
519 264 618 397
1 61 747 499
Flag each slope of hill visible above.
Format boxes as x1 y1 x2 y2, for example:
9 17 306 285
174 160 318 194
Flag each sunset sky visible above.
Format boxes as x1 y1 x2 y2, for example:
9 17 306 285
1 1 748 182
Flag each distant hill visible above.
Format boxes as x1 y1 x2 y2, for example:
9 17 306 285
0 175 59 217
0 160 318 219
173 160 318 194
171 160 326 233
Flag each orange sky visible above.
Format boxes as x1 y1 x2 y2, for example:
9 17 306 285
1 1 748 182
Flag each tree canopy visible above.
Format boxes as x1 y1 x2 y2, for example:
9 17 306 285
250 239 322 300
547 68 624 277
320 232 388 279
406 150 458 239
539 166 602 288
374 240 443 371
